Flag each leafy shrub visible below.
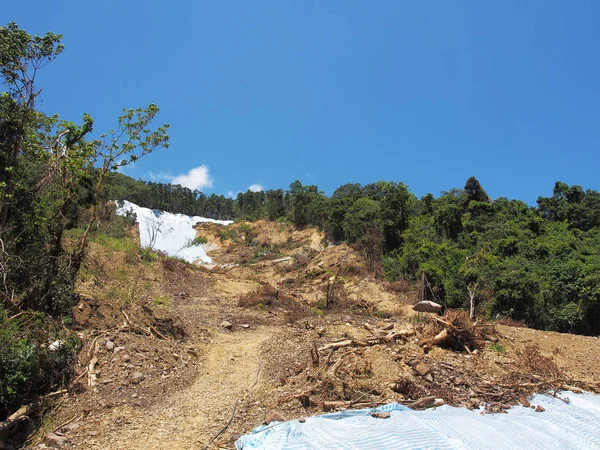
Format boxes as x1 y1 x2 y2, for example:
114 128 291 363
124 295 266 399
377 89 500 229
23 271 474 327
237 224 258 246
0 307 79 418
548 302 582 333
383 254 403 282
191 236 208 245
217 228 240 243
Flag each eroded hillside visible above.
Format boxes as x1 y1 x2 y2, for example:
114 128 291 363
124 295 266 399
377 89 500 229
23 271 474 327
21 220 600 450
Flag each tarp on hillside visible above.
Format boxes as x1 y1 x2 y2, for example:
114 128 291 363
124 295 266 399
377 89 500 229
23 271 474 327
236 391 600 449
116 200 232 264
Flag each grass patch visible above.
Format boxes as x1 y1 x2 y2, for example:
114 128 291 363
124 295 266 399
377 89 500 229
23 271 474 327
141 247 158 264
154 295 169 306
91 232 139 263
191 236 208 245
490 342 506 354
409 313 427 324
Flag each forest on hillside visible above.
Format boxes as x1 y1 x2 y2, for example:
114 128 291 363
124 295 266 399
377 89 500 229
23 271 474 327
106 173 600 336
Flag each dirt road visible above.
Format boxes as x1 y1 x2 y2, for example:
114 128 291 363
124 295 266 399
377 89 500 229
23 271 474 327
87 327 272 450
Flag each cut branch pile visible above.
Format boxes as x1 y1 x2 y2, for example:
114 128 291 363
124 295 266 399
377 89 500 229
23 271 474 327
273 315 600 418
279 323 416 412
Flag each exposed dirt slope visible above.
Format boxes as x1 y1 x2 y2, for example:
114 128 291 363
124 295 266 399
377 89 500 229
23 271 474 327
27 221 600 450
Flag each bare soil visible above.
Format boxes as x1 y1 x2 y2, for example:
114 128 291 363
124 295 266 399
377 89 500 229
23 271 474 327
25 221 600 449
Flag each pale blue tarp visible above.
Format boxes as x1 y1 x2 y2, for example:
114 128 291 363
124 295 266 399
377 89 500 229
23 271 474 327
236 391 600 449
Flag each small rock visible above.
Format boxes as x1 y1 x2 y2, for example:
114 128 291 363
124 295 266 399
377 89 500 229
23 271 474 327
414 362 430 377
131 372 144 383
241 324 250 329
298 417 306 423
521 398 531 408
371 411 391 419
264 410 287 424
44 432 67 448
105 340 115 351
535 405 545 412
220 320 233 330
61 422 79 433
187 349 199 358
424 373 434 383
49 340 63 351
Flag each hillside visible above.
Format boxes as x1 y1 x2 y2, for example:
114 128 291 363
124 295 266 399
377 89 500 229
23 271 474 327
13 218 600 449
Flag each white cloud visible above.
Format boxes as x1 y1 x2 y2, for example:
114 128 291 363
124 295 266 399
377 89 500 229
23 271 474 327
248 184 264 192
171 165 214 191
148 171 172 181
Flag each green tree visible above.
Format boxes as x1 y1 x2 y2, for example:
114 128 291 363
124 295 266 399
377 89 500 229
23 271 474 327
464 176 490 204
343 198 383 263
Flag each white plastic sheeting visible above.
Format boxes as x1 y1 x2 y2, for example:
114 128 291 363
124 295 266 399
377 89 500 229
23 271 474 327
116 200 232 264
236 391 600 449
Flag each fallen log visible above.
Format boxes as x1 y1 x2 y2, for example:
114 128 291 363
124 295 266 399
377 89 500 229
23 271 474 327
429 329 450 347
327 351 354 378
318 340 354 352
319 331 415 353
383 329 416 342
408 396 445 410
364 323 380 335
0 390 67 440
87 338 100 387
321 400 388 412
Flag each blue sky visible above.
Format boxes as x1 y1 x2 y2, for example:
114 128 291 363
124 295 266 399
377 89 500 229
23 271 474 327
4 1 600 204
